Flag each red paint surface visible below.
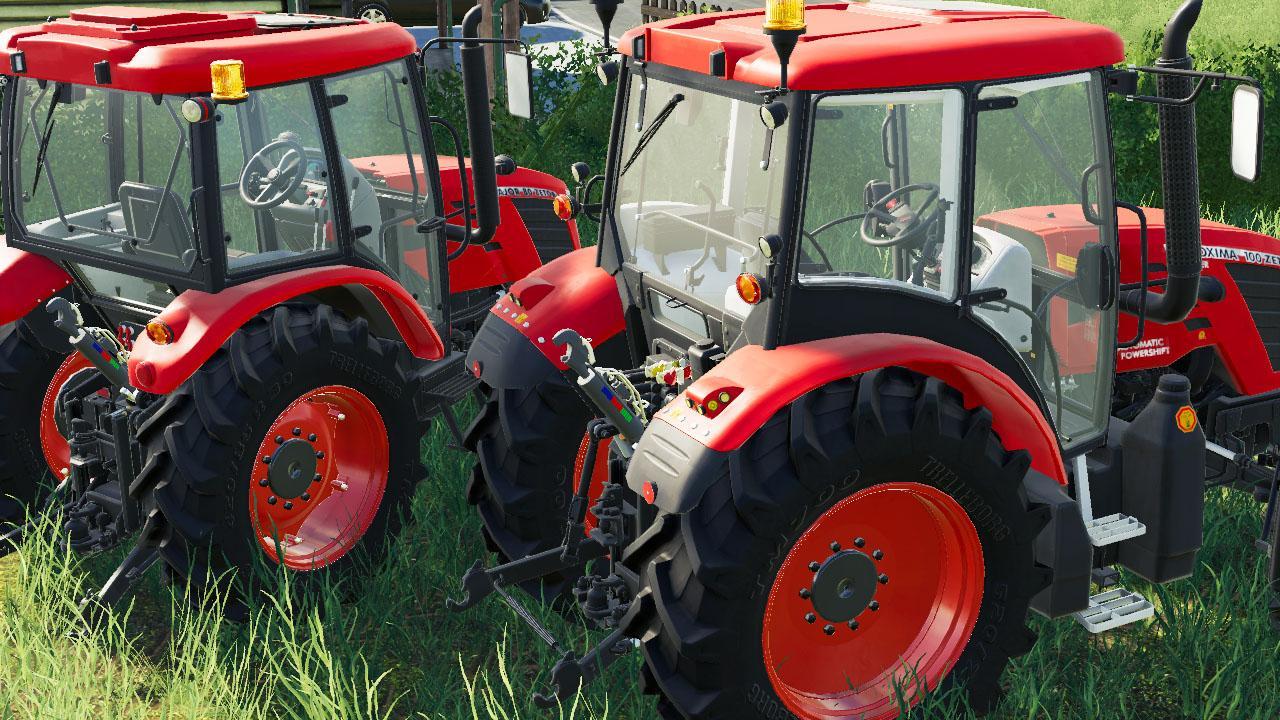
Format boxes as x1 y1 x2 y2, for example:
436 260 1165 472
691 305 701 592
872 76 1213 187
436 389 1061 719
0 246 73 325
487 247 626 371
350 154 579 294
572 433 611 535
764 482 984 719
128 264 444 395
656 334 1067 484
0 7 415 94
249 385 388 571
981 204 1280 397
618 3 1123 92
39 353 94 475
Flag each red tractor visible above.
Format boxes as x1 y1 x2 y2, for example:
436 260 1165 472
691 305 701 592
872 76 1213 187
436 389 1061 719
0 4 578 613
451 0 1275 717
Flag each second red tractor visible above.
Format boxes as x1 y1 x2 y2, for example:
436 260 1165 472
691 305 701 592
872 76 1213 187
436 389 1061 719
0 4 576 613
452 0 1276 718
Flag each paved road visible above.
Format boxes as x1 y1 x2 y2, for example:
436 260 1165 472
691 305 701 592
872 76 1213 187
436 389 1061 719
551 0 763 43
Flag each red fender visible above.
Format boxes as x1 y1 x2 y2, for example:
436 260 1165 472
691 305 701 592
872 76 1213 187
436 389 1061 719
128 265 444 395
0 245 73 325
657 334 1067 485
486 247 625 371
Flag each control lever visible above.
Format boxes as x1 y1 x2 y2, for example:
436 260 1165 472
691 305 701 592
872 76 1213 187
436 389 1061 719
45 297 131 392
554 329 647 456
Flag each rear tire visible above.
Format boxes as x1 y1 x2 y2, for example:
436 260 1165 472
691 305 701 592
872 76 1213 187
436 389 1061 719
0 318 72 528
134 304 429 615
464 378 593 604
624 368 1050 719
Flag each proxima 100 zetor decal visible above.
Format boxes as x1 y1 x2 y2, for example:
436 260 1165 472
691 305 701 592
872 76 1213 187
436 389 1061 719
1201 244 1280 268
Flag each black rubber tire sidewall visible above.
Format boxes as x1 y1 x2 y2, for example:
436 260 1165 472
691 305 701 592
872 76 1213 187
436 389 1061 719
626 369 1048 719
0 319 66 526
139 304 428 609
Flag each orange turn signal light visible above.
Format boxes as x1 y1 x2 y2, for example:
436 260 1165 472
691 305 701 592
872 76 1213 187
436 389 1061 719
145 320 175 345
552 193 576 221
736 273 766 305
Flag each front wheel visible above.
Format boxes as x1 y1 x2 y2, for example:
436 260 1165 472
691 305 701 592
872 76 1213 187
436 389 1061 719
134 304 429 613
624 368 1050 719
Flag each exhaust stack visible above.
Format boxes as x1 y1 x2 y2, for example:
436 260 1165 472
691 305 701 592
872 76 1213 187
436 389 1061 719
448 5 500 249
1122 0 1204 323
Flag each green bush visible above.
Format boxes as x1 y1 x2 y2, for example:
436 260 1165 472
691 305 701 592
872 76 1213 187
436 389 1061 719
1111 33 1280 227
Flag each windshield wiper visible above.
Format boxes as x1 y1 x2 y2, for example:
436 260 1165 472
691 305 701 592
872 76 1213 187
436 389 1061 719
621 93 684 176
29 85 62 196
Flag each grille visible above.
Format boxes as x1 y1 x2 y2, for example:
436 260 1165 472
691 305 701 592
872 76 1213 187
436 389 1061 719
511 197 575 262
1224 262 1280 370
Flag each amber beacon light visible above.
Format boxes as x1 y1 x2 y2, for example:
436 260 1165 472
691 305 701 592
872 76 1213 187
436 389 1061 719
763 0 806 92
210 59 248 103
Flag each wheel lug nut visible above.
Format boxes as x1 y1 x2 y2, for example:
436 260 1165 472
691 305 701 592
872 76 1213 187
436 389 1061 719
258 478 268 487
301 492 310 501
823 624 835 636
804 613 815 624
873 549 884 560
292 427 302 436
878 574 890 585
313 473 322 483
262 455 272 464
848 620 859 630
799 588 811 599
853 537 865 548
275 436 284 445
316 451 325 459
308 434 318 442
284 501 293 510
830 541 841 552
808 561 820 572
267 496 277 505
869 601 880 611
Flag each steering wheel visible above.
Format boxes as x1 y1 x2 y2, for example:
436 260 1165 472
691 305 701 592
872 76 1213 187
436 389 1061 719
860 183 942 249
239 136 308 210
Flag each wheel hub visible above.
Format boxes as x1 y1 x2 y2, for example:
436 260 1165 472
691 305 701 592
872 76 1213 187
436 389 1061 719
267 438 318 499
810 549 879 623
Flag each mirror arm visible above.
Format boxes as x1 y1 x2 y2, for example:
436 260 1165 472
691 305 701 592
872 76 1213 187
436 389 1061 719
1122 65 1260 107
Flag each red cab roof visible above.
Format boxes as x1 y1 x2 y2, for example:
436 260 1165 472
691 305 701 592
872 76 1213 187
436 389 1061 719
619 1 1125 91
0 6 416 94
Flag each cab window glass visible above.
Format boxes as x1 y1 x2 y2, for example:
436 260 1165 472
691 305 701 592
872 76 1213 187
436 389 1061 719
215 81 336 272
799 90 965 298
324 61 441 324
972 72 1115 445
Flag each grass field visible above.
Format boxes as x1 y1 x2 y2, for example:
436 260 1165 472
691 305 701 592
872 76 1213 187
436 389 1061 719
1 1 1280 719
2 400 1279 720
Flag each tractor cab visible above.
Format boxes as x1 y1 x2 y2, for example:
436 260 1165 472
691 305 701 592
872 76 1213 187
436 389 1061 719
563 0 1257 453
2 6 558 331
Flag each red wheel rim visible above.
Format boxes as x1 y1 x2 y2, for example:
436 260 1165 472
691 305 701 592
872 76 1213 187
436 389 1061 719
249 385 389 571
571 432 611 535
39 353 95 476
762 482 985 720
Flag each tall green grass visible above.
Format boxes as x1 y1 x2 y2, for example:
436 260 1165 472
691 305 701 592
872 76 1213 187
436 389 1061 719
2 400 1278 719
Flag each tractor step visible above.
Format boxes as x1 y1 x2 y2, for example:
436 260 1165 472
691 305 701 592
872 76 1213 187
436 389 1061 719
1073 587 1155 633
1086 513 1147 546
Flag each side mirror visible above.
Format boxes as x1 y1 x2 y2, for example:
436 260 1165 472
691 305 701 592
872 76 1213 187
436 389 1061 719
1232 84 1264 182
1076 242 1116 311
504 51 534 120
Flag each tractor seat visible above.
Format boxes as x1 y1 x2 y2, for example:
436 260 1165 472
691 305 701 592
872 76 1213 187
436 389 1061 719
118 182 194 263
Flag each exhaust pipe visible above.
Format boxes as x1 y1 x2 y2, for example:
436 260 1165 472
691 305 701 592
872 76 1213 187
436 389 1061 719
1121 0 1203 323
448 5 500 248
